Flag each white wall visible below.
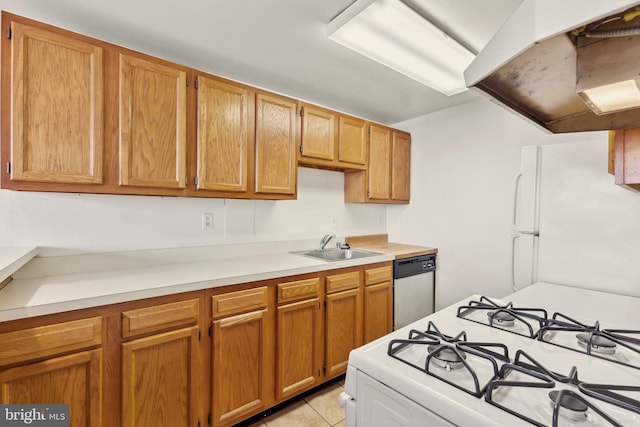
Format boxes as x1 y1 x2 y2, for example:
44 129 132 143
388 99 608 309
0 168 386 256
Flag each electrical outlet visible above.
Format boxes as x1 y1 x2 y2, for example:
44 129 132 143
202 213 214 230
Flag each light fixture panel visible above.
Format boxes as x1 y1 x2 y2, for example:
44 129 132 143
579 79 640 115
328 0 475 96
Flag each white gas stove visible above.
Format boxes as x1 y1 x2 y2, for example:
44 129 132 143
342 282 640 427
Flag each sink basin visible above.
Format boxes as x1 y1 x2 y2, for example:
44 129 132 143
292 248 381 262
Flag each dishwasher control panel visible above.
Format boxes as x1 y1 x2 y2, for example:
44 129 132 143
394 254 436 279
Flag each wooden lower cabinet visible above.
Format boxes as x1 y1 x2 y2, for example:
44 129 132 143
363 265 393 344
276 298 323 400
325 288 362 378
211 309 273 427
0 263 394 427
0 348 102 427
121 326 199 427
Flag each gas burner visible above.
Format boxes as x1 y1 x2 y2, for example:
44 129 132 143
549 390 588 421
427 344 466 370
487 310 516 327
576 333 617 354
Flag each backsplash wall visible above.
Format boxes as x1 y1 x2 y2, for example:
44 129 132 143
0 168 386 256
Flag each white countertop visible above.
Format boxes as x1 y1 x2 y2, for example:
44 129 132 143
0 247 39 284
0 242 394 322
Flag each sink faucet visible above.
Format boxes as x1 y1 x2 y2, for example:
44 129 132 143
319 234 335 250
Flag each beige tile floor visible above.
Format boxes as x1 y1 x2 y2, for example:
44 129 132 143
244 380 345 427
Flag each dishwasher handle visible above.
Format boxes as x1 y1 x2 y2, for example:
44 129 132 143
394 254 436 279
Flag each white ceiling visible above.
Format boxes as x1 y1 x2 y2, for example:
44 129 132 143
0 0 523 125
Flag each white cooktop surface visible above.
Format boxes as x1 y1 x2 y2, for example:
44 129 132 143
347 282 640 427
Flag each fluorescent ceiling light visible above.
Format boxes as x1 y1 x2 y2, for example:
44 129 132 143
328 0 475 96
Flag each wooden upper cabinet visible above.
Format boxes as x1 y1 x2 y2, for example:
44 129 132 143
118 53 187 189
391 131 411 201
368 125 391 200
298 106 367 172
195 75 249 193
610 128 640 191
338 116 367 165
6 19 104 185
345 125 410 204
300 104 335 161
255 93 297 195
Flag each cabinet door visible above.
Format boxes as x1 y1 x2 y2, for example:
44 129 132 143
212 309 271 427
276 298 322 400
8 21 104 184
255 94 297 195
392 131 411 201
364 281 393 343
119 53 187 189
368 125 391 200
300 105 335 161
196 75 249 192
122 326 198 427
0 349 102 427
325 288 362 378
338 116 366 165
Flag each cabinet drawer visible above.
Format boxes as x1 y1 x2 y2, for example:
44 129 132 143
0 317 102 367
365 265 392 286
277 278 320 304
212 287 268 319
122 298 199 338
326 271 360 294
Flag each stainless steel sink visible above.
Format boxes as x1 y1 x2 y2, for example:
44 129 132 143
291 248 381 262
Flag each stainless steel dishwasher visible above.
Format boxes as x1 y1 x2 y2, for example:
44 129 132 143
393 254 436 330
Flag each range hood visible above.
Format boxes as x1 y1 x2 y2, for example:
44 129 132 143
464 0 640 133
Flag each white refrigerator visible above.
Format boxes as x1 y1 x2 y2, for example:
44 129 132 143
513 138 640 298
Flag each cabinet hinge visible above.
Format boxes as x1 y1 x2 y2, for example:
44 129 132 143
323 365 327 375
198 330 201 341
208 325 213 337
208 413 212 426
368 125 372 135
194 176 199 186
197 418 201 427
299 143 303 155
5 162 10 174
185 176 189 186
299 106 304 117
186 77 189 87
195 78 199 90
7 26 11 39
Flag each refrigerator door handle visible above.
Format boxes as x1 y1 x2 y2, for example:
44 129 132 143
511 234 520 292
512 171 523 229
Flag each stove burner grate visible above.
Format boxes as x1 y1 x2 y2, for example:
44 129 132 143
456 296 548 338
538 313 640 370
387 321 509 397
485 350 640 427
